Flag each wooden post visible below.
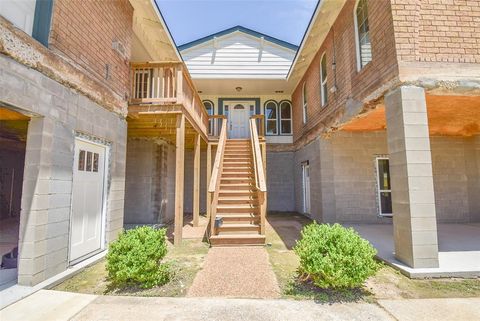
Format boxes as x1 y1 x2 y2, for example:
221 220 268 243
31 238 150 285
206 143 212 220
174 114 185 246
192 134 201 227
261 141 267 217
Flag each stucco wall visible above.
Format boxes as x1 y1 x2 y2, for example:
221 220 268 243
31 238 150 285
0 55 127 286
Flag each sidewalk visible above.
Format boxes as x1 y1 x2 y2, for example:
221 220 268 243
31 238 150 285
1 290 479 321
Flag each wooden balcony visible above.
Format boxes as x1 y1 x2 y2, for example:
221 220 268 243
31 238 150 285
127 62 209 147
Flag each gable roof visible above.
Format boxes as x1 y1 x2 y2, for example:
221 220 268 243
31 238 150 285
178 25 299 52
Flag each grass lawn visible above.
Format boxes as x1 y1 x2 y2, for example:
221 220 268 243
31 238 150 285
265 212 480 302
53 239 209 297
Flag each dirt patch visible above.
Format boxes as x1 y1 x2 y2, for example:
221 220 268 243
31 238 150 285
53 239 209 297
265 213 480 301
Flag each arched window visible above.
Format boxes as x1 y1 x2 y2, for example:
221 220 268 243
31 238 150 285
320 53 328 106
279 101 292 135
302 82 308 124
265 100 278 135
203 100 214 135
354 0 372 70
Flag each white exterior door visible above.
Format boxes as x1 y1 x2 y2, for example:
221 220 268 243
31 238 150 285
70 139 106 262
302 162 311 214
229 103 250 138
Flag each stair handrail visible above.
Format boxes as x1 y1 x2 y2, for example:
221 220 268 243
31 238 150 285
208 119 227 235
249 118 266 192
249 118 267 235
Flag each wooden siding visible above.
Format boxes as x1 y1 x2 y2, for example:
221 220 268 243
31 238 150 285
181 31 296 79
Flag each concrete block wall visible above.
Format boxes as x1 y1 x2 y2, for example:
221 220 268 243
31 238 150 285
0 55 127 286
183 149 207 214
291 128 480 226
266 151 295 212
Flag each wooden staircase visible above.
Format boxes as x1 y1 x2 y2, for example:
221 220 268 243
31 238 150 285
208 117 267 247
210 139 265 246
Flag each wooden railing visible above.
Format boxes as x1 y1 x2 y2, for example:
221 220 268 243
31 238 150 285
250 114 265 138
130 61 209 136
208 115 226 138
249 117 267 235
207 119 227 236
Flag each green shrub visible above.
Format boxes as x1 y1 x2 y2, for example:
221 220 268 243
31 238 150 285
106 226 170 289
294 222 379 289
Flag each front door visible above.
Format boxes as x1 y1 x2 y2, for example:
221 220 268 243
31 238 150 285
302 161 311 214
229 103 250 138
70 139 106 262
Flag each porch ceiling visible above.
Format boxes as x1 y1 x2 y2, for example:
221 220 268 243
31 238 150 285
127 112 204 149
340 95 480 136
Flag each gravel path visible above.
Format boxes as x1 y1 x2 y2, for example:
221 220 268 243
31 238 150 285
187 247 280 298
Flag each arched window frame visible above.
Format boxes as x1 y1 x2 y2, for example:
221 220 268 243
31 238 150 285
264 100 278 136
320 52 328 107
302 82 308 124
203 100 215 135
279 100 292 135
354 0 372 71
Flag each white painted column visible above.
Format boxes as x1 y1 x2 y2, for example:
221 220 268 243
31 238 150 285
385 85 439 268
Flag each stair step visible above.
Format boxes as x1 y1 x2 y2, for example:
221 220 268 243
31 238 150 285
217 204 259 213
218 197 258 205
219 190 257 196
221 173 254 178
210 234 265 246
217 223 260 233
218 213 259 222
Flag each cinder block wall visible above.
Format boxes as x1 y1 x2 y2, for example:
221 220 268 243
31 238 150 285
266 151 295 212
183 149 208 214
0 56 127 286
293 130 480 224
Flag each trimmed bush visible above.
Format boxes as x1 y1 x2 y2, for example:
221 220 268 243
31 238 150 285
106 226 170 289
294 222 379 289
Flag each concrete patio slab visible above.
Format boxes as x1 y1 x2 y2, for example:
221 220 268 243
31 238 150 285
347 223 480 278
72 295 394 321
378 298 480 321
0 290 97 321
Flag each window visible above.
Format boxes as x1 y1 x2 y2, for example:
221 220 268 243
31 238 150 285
354 0 372 70
279 101 292 135
203 100 214 135
375 157 392 216
320 53 328 106
265 101 278 135
302 83 308 123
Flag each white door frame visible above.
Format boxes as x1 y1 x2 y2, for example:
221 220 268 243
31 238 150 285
68 137 109 264
375 156 392 217
302 161 311 215
226 101 254 139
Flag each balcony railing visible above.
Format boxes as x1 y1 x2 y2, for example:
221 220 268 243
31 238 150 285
130 62 209 136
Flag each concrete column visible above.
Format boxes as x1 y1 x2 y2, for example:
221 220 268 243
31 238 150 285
385 85 439 268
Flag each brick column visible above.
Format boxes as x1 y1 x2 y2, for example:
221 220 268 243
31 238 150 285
385 86 439 268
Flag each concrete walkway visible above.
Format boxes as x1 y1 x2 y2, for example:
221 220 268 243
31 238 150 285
187 247 280 298
2 290 480 321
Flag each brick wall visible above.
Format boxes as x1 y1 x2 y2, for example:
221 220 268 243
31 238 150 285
292 0 398 144
391 0 480 63
49 0 133 98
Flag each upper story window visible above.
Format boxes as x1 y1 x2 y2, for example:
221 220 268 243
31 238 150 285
354 0 372 70
0 0 53 47
264 100 292 136
203 100 214 135
320 53 328 106
265 100 278 135
279 101 292 135
302 82 308 124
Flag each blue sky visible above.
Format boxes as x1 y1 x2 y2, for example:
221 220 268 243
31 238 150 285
156 0 318 46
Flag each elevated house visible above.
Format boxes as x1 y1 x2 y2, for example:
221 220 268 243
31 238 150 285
0 0 479 297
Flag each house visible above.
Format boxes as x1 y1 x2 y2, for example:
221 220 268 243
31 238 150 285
0 0 185 289
0 0 478 295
